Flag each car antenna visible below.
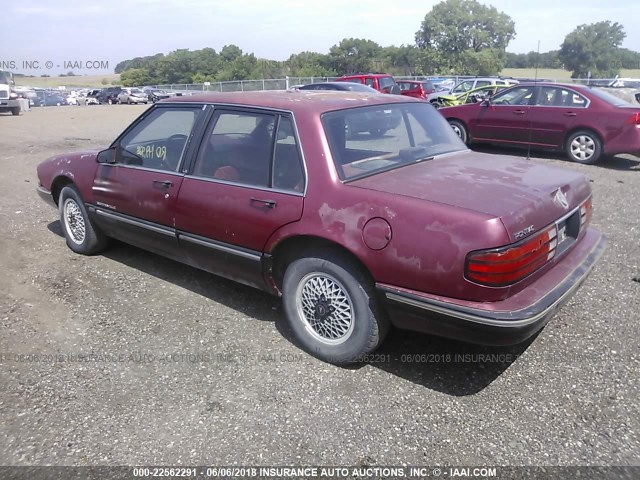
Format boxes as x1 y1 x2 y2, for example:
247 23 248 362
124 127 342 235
526 40 541 161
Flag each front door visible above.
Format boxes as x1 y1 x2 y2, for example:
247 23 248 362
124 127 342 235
175 110 305 289
472 85 537 144
91 105 204 259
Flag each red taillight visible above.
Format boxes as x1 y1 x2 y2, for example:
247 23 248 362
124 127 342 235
626 112 640 125
466 225 558 287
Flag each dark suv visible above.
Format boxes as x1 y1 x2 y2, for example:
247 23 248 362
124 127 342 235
97 87 123 105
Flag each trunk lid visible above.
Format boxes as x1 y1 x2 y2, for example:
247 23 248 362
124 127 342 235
350 150 591 242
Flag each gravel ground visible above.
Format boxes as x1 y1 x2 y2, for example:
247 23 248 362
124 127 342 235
0 105 638 468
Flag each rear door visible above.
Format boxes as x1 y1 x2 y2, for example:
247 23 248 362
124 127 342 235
528 86 588 147
175 109 305 289
472 85 537 143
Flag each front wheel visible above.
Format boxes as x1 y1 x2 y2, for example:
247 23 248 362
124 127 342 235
11 107 20 116
448 120 468 144
282 251 389 364
566 130 602 164
59 186 108 255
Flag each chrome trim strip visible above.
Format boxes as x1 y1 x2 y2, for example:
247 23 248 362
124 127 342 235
97 163 184 176
183 174 304 197
178 233 261 261
93 208 175 237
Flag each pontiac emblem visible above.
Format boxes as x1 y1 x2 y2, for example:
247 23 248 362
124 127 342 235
553 189 569 209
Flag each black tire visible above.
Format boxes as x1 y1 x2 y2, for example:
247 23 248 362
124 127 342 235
449 120 468 144
11 107 20 116
282 250 389 364
430 100 440 110
565 130 602 164
58 186 108 255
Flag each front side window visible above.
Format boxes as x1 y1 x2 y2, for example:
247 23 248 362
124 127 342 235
117 107 202 171
378 77 395 89
491 86 536 106
322 103 465 181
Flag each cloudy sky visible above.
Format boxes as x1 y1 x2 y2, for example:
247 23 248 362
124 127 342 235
2 0 639 75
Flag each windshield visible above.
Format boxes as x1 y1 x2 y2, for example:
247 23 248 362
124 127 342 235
0 70 13 85
322 102 465 181
130 88 143 94
588 87 633 107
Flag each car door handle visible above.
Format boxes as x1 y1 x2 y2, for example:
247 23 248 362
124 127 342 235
564 112 577 117
513 110 526 115
152 180 173 188
250 197 277 208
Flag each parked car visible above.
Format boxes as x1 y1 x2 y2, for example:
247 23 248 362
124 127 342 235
434 84 510 108
396 80 436 100
85 89 101 105
117 87 149 104
143 88 172 103
97 87 123 104
42 92 68 106
336 73 401 94
297 82 379 93
36 91 605 364
428 77 518 105
441 82 640 164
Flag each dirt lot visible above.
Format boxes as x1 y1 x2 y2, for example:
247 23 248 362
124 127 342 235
0 105 638 467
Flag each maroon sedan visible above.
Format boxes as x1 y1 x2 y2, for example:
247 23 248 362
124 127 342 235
36 91 605 364
441 82 640 164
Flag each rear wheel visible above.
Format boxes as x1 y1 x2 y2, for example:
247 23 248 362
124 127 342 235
448 120 468 144
59 186 108 255
11 107 20 116
565 130 602 164
282 250 388 364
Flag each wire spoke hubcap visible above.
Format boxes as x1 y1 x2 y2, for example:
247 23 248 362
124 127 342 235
571 136 595 160
296 273 354 345
63 198 86 245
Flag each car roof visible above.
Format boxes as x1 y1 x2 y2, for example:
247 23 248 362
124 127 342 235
162 90 417 114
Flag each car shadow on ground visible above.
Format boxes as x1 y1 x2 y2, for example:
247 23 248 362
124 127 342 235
471 144 640 171
47 221 534 396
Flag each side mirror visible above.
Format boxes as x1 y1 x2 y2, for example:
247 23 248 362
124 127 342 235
96 147 116 164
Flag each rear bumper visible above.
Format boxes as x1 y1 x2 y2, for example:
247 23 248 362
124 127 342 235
378 228 606 345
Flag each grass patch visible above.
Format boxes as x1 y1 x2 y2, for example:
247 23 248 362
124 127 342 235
15 74 120 88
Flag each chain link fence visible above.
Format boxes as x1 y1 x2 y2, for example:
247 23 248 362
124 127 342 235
150 76 633 95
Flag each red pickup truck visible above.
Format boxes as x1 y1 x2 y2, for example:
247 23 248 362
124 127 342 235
336 74 401 94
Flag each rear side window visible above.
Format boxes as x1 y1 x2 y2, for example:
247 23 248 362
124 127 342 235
193 111 304 193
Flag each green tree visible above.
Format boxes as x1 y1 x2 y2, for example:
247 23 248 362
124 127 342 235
120 68 152 86
559 21 626 78
328 38 382 74
415 0 515 74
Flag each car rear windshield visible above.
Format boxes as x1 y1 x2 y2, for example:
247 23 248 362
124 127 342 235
322 102 465 181
588 87 632 106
